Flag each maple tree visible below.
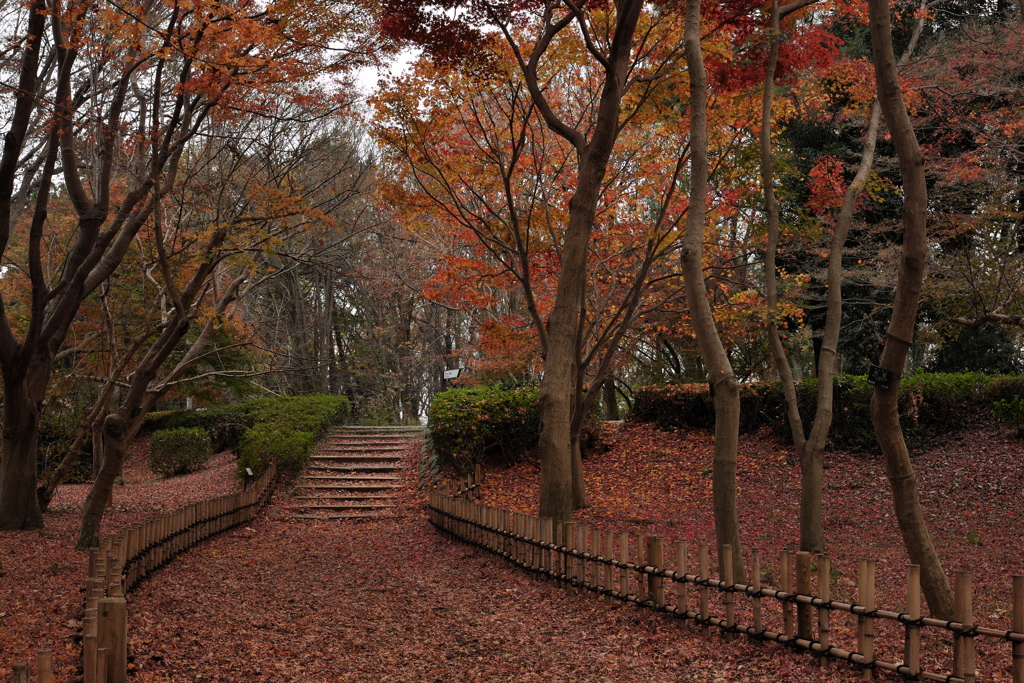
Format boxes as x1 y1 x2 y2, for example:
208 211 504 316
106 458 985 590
0 0 368 530
866 0 953 620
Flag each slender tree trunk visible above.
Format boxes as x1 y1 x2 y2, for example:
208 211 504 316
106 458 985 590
0 376 45 530
867 0 953 620
683 0 744 583
603 377 619 420
78 411 144 549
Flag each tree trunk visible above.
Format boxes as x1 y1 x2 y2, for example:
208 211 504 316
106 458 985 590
0 377 45 530
537 193 594 520
78 411 140 549
570 428 587 509
683 0 744 583
867 0 954 620
603 377 619 420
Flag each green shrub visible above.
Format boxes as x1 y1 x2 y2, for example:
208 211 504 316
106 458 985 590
992 396 1024 436
629 373 1024 453
149 428 212 477
235 395 350 477
429 384 540 468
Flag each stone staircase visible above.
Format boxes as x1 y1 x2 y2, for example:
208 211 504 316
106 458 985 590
287 426 423 520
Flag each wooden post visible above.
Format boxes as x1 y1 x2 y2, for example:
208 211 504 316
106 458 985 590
636 534 646 603
699 541 709 636
648 536 665 609
576 525 585 585
676 541 689 621
722 544 735 640
10 662 29 683
83 611 97 683
857 558 876 680
565 523 576 581
751 549 762 636
97 596 127 683
37 647 52 683
796 551 813 639
781 551 794 639
591 527 601 590
618 531 629 599
603 530 614 602
904 564 921 677
818 556 831 659
96 649 108 683
1013 575 1024 683
953 570 976 683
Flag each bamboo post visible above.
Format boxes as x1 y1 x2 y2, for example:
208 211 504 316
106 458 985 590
576 525 585 585
37 647 52 683
796 551 812 639
636 534 646 603
648 536 665 609
904 564 921 677
699 541 709 636
10 663 28 683
83 613 97 683
857 559 876 680
781 551 794 639
565 523 576 581
618 531 629 599
752 549 762 636
604 529 614 602
953 570 976 683
546 518 556 574
1013 575 1024 683
591 527 601 590
676 541 689 621
818 555 831 659
97 596 127 683
96 649 108 683
722 544 735 640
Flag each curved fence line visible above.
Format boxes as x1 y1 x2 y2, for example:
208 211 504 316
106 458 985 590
10 464 277 683
429 486 1024 683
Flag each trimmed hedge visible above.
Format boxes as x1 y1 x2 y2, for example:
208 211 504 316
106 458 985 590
236 395 350 477
144 394 350 479
149 428 212 477
629 373 1024 453
429 385 540 468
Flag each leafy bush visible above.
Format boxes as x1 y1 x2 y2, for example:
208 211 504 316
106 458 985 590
235 395 350 477
992 396 1024 436
149 428 212 477
630 373 1024 453
429 384 540 468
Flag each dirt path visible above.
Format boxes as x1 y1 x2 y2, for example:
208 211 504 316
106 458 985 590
126 498 860 682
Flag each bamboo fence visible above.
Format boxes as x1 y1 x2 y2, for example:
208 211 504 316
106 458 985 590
9 464 277 683
429 482 1024 683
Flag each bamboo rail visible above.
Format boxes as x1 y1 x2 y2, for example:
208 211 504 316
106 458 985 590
10 464 277 682
429 490 1024 683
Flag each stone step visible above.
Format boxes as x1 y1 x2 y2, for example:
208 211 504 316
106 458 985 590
293 502 395 510
291 494 394 501
310 454 404 462
289 513 396 520
308 464 401 473
300 474 402 482
293 483 398 491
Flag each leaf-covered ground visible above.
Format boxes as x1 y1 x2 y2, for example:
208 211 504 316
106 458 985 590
2 424 1023 681
0 438 239 680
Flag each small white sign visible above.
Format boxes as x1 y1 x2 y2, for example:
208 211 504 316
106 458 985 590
443 369 461 380
245 468 254 476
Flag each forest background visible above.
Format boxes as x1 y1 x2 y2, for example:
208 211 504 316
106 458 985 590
0 0 1021 622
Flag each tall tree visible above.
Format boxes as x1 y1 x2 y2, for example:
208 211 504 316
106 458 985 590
867 0 954 619
682 0 744 582
0 0 364 530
